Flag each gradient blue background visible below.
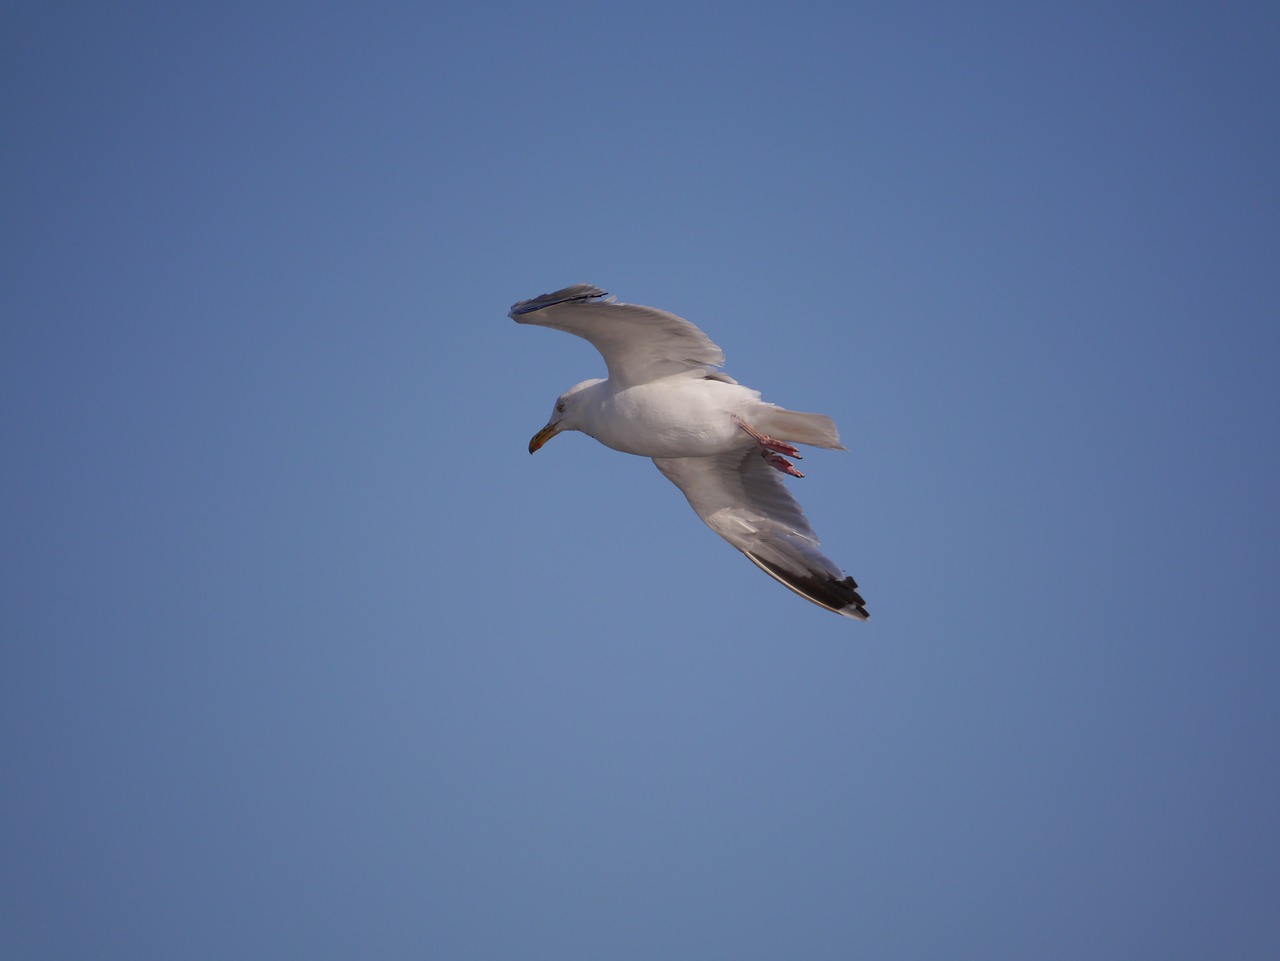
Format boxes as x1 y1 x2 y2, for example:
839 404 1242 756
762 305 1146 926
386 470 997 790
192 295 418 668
3 3 1278 958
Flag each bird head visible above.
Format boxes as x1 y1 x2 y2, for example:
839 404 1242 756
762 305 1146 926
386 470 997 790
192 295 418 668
527 380 601 453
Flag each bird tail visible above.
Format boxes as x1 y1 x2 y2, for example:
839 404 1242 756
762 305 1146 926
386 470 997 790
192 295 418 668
755 407 845 450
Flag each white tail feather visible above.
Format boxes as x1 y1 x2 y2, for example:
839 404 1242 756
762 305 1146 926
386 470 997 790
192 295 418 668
755 407 845 449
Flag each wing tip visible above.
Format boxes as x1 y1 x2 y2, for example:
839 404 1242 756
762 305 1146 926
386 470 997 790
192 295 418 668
744 552 870 621
509 283 610 319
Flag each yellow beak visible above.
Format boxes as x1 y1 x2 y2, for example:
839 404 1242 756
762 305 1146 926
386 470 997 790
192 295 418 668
528 422 561 454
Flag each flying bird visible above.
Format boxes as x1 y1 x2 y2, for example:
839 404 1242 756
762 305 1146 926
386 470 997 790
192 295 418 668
511 284 869 620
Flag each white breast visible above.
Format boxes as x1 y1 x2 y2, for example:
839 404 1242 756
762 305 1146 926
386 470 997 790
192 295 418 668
583 378 758 458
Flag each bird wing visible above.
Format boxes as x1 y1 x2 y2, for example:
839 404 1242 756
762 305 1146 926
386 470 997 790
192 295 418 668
510 284 726 387
652 451 869 620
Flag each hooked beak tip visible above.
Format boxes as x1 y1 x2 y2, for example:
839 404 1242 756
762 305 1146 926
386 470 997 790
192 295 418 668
528 423 559 454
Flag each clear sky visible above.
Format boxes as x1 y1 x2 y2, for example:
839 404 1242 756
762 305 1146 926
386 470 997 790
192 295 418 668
3 3 1278 959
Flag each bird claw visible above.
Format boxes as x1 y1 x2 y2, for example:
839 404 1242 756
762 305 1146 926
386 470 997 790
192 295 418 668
764 439 801 459
763 451 804 477
738 419 804 474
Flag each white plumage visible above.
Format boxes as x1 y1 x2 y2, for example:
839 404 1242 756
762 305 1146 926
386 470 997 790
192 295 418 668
512 284 868 621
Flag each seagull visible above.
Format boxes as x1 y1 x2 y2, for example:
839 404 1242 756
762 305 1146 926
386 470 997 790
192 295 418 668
511 284 869 621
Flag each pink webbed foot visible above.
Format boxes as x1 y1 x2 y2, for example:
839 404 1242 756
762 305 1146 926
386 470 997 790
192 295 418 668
762 451 805 478
738 419 805 477
761 438 801 458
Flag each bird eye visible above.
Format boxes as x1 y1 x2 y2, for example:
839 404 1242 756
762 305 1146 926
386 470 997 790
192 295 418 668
556 401 566 413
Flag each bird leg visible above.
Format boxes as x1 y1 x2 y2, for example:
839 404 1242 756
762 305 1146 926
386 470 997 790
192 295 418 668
737 419 805 478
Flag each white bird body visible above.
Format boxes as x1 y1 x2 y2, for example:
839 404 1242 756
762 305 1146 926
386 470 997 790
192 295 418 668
512 284 869 621
567 375 765 459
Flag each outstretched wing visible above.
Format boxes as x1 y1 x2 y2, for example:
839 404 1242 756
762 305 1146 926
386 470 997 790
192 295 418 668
510 284 725 387
653 451 869 620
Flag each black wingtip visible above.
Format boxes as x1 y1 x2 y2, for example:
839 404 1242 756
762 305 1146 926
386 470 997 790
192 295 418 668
509 283 610 318
744 552 870 621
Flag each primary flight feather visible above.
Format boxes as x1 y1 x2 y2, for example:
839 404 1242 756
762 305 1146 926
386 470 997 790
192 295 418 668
511 284 869 620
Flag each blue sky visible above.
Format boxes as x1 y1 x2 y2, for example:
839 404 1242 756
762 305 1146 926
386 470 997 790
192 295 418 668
3 3 1278 958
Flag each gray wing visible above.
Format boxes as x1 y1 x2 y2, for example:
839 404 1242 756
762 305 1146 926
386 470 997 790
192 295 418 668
653 451 869 620
510 284 725 387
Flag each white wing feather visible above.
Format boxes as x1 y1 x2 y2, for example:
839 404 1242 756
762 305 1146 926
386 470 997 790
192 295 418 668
653 451 869 620
510 284 725 387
